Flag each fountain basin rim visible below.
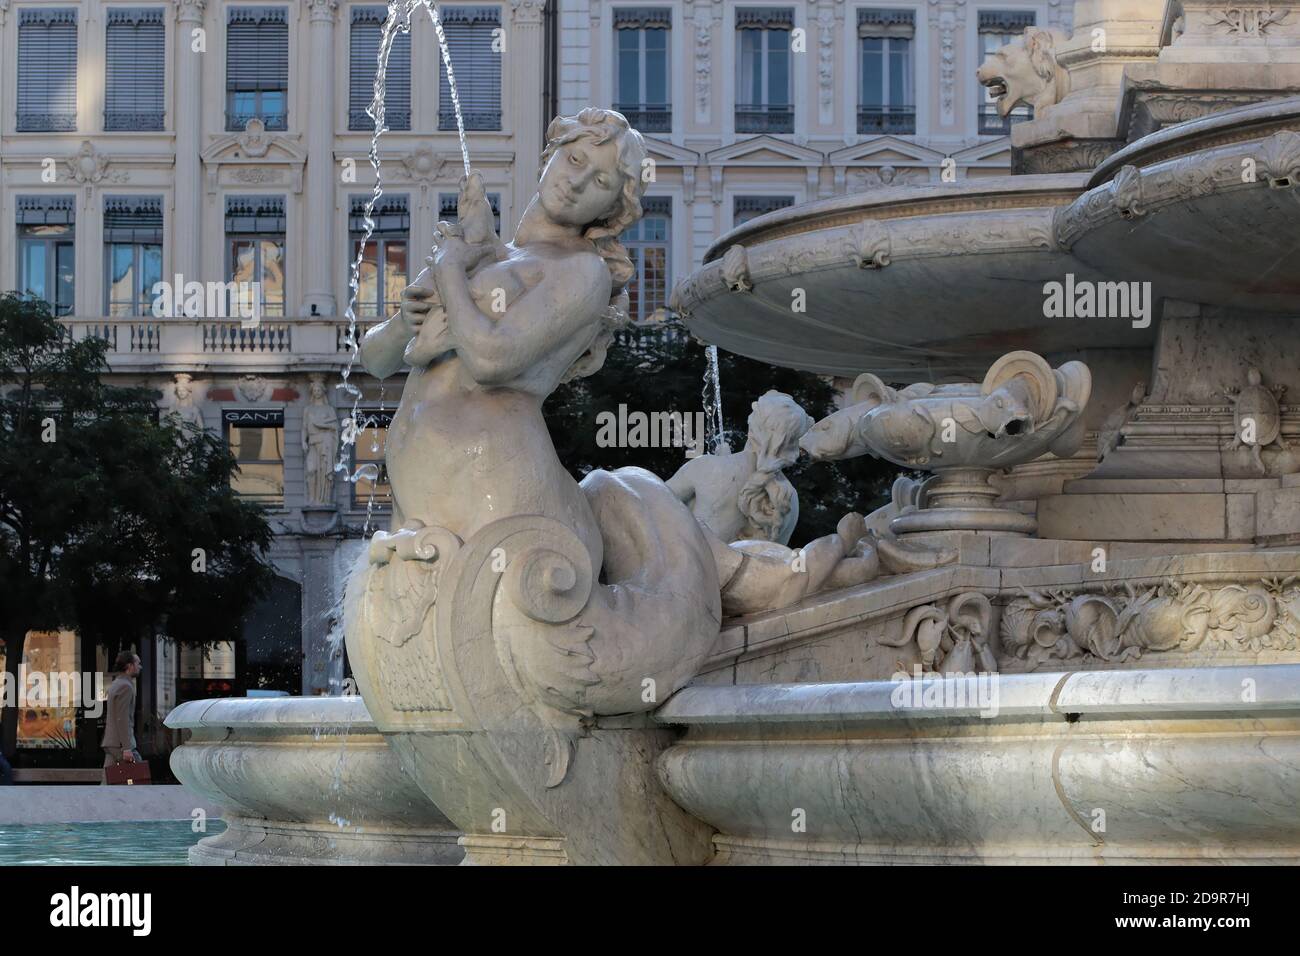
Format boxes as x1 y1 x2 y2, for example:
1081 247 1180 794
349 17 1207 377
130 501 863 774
166 694 372 731
655 663 1300 726
1091 94 1300 189
701 173 1088 264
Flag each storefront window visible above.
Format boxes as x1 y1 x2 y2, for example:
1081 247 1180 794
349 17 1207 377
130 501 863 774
17 630 80 750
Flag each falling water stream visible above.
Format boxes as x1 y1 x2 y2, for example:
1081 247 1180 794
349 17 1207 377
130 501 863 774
703 345 725 453
321 1 726 831
322 0 474 836
335 0 473 529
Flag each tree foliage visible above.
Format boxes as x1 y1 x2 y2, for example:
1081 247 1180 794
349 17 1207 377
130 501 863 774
0 294 273 747
544 321 898 545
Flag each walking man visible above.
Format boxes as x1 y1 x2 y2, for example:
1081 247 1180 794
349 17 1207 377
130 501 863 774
102 650 142 783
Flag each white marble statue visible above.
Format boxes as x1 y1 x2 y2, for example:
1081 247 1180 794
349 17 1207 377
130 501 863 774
975 26 1070 117
668 390 811 545
302 374 339 507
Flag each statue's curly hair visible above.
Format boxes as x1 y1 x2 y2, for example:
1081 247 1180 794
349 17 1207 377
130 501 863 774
538 108 649 381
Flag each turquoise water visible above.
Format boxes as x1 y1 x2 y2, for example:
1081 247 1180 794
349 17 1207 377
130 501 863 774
0 820 225 865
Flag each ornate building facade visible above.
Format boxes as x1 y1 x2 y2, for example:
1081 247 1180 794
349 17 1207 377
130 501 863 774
0 0 1071 729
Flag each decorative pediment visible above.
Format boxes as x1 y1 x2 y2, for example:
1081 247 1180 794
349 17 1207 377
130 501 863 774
642 136 700 166
950 139 1016 165
828 136 947 166
706 135 824 167
201 120 307 194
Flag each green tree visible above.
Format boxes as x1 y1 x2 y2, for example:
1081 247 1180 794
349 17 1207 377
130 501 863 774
0 294 273 756
544 320 898 545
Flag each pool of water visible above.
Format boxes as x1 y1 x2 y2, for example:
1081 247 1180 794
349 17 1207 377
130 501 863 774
0 820 226 865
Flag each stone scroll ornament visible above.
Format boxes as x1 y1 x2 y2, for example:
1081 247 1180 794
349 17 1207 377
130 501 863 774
800 350 1091 536
880 592 997 675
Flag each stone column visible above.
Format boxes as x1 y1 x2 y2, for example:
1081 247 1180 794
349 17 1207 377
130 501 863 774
302 0 338 316
508 0 546 240
174 0 205 287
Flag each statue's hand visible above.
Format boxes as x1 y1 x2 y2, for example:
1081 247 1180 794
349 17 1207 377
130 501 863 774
431 221 475 275
399 283 434 330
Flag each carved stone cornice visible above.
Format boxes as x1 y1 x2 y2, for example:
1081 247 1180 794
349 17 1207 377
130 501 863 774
174 0 205 24
510 0 545 26
306 0 338 24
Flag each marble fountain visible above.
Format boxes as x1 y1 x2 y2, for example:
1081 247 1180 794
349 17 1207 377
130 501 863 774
169 1 1300 865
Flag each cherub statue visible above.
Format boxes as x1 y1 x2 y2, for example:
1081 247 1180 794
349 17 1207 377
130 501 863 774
667 390 811 545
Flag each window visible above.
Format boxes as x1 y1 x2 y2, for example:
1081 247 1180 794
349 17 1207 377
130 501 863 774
734 195 793 226
351 410 393 506
858 10 915 134
350 6 412 130
224 409 286 503
351 196 409 318
225 196 286 318
17 9 78 132
735 8 793 133
104 197 164 317
622 197 670 322
17 197 76 317
106 8 166 130
226 7 289 130
440 7 502 131
438 191 502 235
614 8 671 133
979 11 1036 134
16 631 80 750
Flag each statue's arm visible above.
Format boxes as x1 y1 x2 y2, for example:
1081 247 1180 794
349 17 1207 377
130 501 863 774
438 253 610 387
359 310 416 380
666 459 697 505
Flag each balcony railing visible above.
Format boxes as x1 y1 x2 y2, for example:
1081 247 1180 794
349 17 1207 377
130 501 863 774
857 106 916 135
226 111 288 131
104 110 166 131
203 322 292 353
735 104 794 134
978 104 1032 135
439 109 502 131
56 317 384 365
16 112 77 132
614 104 671 133
350 109 410 131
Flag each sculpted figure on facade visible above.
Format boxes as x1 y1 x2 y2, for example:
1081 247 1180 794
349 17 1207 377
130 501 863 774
167 373 206 433
302 374 339 507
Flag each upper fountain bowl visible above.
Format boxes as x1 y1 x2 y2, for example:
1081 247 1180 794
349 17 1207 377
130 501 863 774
672 98 1300 383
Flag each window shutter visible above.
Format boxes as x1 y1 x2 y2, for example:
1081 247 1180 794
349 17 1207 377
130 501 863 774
227 9 289 94
736 7 793 30
17 9 79 132
104 196 164 242
734 195 793 219
641 196 672 217
858 9 915 39
17 195 76 226
349 195 410 234
106 9 166 131
979 10 1036 33
225 196 286 233
350 7 412 130
614 7 672 29
440 6 502 131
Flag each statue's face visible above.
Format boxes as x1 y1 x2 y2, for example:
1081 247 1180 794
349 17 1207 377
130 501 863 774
538 137 624 228
175 383 191 400
311 383 325 401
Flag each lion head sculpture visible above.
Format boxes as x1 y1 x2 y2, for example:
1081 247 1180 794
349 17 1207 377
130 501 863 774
976 26 1070 117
